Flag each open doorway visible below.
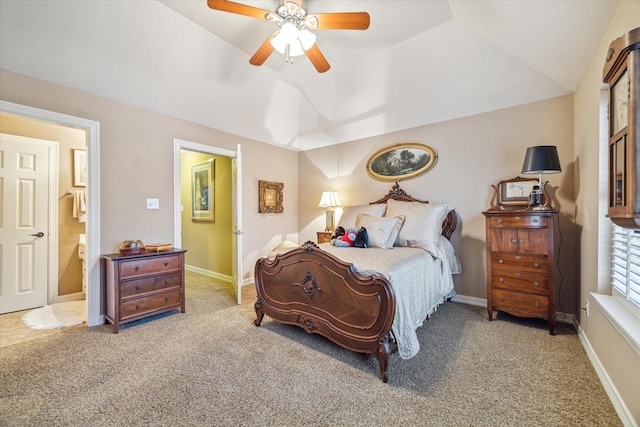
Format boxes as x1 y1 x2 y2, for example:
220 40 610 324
173 139 243 304
0 100 102 328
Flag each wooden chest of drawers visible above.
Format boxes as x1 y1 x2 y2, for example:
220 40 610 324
482 210 557 334
102 249 187 333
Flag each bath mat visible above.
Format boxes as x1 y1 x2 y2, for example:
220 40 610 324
22 301 86 330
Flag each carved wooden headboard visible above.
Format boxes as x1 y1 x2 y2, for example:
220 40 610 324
369 182 457 240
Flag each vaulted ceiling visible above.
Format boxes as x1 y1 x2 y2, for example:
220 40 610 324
0 1 618 151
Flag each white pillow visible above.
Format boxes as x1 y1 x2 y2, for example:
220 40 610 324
337 204 387 229
355 214 405 249
267 240 299 259
385 199 454 258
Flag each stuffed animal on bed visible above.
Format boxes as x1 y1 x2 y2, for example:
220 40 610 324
330 226 371 247
330 226 358 247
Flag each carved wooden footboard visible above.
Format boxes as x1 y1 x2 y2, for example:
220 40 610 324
254 241 397 382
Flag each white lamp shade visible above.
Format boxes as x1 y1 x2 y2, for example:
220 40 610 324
270 32 304 57
318 191 342 208
298 29 316 51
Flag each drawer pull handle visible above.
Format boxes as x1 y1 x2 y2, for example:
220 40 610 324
519 239 525 243
533 262 540 268
164 262 169 267
164 297 169 302
135 304 141 310
515 256 521 260
498 259 504 264
498 277 504 282
497 219 503 223
165 280 169 284
533 281 540 287
135 266 140 271
511 239 517 243
515 272 521 277
533 218 539 223
534 302 540 308
514 216 520 220
135 285 140 290
499 297 505 301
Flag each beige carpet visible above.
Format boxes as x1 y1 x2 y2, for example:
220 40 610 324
0 272 620 426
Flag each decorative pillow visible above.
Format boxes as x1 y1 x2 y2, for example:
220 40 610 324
337 204 387 229
355 214 405 249
385 199 454 258
267 240 299 259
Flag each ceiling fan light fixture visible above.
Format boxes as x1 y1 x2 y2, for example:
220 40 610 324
298 29 316 51
279 19 298 43
270 32 304 57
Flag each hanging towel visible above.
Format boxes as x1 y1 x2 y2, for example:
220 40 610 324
72 190 87 223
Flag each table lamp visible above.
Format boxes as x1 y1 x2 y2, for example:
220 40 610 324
318 190 342 231
521 145 561 210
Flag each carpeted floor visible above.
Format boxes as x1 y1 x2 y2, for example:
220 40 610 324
0 272 621 426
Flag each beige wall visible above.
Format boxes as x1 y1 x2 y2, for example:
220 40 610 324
574 1 640 424
0 112 86 296
299 95 577 310
180 151 232 276
0 69 299 284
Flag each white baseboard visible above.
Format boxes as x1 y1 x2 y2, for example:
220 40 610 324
56 292 85 303
185 265 233 283
578 327 637 427
451 294 486 307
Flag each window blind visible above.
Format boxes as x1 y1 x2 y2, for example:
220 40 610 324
612 225 640 307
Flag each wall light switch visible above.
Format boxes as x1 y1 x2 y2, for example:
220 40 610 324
147 198 159 209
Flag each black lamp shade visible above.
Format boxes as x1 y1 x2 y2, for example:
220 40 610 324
521 146 561 174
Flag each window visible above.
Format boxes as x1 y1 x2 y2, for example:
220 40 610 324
611 224 640 319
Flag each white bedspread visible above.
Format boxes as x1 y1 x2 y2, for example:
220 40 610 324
320 238 459 359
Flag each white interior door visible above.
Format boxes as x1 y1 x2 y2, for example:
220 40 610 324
0 134 53 314
232 144 243 304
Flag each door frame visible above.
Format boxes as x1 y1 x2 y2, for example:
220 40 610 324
0 101 103 327
172 139 242 302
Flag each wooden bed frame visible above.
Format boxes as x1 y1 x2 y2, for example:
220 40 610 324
253 183 457 382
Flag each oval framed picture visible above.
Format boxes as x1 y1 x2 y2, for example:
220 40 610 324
366 142 438 182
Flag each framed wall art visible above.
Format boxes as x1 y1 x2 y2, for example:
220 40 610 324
258 180 284 213
191 160 215 221
366 142 438 182
73 148 87 187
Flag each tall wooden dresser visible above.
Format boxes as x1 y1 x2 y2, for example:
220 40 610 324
102 249 187 333
483 210 557 335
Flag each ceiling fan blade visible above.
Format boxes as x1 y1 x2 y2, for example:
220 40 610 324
305 44 330 73
249 33 276 66
311 12 370 30
207 0 271 20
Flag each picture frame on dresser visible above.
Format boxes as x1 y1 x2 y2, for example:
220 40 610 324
489 176 539 209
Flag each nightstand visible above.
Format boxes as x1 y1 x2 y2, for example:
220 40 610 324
317 231 333 244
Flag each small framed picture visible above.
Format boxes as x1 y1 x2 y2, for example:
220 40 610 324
258 180 283 213
191 160 215 221
73 149 87 187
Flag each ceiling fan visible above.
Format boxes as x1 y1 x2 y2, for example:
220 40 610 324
207 0 370 73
